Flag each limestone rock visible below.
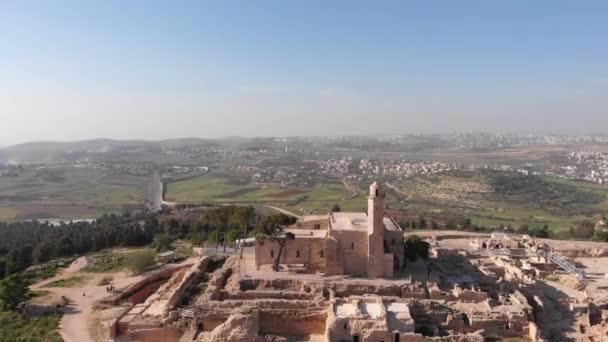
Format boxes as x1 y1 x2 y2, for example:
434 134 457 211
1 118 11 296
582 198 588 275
199 312 260 342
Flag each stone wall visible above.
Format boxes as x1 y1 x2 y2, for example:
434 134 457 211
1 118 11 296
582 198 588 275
199 312 259 342
324 237 342 275
127 327 182 342
102 264 192 306
385 229 405 269
295 217 330 230
331 229 369 276
128 280 166 304
258 311 327 336
255 236 326 271
383 253 394 278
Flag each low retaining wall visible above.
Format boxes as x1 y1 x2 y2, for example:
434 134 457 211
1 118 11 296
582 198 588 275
127 327 182 342
258 311 327 336
102 264 192 306
109 305 133 338
164 256 212 313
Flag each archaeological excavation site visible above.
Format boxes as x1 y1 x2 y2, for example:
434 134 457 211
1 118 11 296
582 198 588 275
104 184 608 342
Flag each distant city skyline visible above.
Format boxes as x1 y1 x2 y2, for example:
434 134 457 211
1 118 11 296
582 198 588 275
1 1 607 145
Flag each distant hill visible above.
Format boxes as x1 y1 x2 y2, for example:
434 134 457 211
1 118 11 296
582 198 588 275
0 138 220 164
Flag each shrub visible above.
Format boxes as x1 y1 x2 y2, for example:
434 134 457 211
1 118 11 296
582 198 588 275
124 250 156 275
97 276 113 286
0 311 62 342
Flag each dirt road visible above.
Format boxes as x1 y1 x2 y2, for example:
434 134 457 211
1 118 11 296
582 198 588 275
30 255 199 342
384 182 412 201
341 178 359 200
31 269 145 342
263 205 302 219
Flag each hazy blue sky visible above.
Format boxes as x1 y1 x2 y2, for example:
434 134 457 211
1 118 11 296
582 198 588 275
1 1 607 145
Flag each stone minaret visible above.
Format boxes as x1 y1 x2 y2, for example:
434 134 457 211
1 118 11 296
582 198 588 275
367 181 386 277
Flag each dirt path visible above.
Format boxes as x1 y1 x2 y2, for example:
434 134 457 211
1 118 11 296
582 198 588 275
263 205 302 219
341 178 359 200
384 182 412 201
30 255 200 342
31 269 143 342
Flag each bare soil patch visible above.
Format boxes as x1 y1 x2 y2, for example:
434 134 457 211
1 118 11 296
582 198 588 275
218 188 257 198
265 188 309 198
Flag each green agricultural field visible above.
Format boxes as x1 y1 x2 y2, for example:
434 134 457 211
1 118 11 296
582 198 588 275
60 184 143 204
0 166 145 221
166 174 366 214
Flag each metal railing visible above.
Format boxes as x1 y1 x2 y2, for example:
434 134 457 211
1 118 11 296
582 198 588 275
538 250 585 280
177 308 194 318
481 248 585 280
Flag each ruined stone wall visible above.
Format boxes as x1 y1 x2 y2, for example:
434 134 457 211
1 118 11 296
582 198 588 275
164 256 211 311
467 313 529 337
226 291 314 300
127 327 182 342
199 312 259 342
402 283 428 299
102 264 192 306
452 288 488 303
128 280 166 304
326 316 384 342
258 311 327 336
109 306 133 338
428 285 456 301
333 283 403 298
197 315 228 332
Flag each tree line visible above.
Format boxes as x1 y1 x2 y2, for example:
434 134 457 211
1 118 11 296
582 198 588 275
0 212 159 278
0 205 295 280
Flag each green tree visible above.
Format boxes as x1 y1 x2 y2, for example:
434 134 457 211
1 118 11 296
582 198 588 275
419 216 428 229
404 235 430 263
191 232 205 247
594 229 608 242
0 274 29 311
225 229 241 244
256 214 297 271
124 250 156 275
153 233 173 253
570 221 595 239
32 241 55 264
331 204 341 213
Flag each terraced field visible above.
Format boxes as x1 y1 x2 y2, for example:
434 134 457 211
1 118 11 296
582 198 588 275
392 171 608 235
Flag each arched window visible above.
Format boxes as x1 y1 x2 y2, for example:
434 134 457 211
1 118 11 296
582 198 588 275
320 250 324 258
270 250 274 258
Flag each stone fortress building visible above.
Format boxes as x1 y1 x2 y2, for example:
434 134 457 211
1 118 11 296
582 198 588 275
255 181 404 277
